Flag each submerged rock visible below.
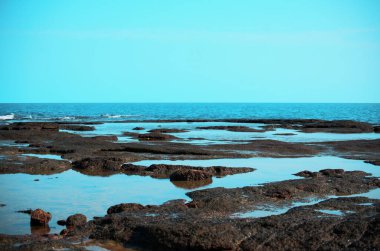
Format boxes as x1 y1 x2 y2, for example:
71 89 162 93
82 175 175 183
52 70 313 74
30 209 51 226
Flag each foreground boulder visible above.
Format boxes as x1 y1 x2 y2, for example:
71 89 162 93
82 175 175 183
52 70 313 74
30 209 51 226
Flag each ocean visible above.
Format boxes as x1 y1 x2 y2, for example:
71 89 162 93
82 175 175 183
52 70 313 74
0 103 379 123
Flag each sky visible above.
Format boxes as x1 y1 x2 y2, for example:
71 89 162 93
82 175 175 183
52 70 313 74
0 0 380 103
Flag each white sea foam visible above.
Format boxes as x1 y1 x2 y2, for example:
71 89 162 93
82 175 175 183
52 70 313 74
101 114 137 118
59 116 76 120
0 113 15 120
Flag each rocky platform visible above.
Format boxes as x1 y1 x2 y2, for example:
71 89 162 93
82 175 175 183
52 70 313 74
0 120 379 250
0 169 379 250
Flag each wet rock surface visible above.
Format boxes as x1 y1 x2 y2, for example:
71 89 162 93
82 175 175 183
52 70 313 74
0 120 379 250
169 169 212 181
148 128 188 133
122 163 254 179
83 170 380 250
66 214 87 227
196 125 265 132
0 155 71 174
59 124 95 131
137 132 178 141
0 169 379 250
30 209 51 226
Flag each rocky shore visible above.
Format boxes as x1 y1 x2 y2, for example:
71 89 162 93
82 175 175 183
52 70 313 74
0 119 379 250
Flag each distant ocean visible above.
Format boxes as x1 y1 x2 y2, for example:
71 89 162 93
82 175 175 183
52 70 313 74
0 103 379 124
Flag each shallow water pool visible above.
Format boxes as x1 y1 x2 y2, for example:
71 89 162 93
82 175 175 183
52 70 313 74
0 156 379 235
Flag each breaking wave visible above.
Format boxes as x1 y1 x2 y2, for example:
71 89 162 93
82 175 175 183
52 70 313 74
0 113 15 120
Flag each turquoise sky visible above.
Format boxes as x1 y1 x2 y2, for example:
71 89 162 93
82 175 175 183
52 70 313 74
0 0 379 103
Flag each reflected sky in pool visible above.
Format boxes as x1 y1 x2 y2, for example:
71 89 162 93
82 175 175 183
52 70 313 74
61 122 380 145
0 156 379 235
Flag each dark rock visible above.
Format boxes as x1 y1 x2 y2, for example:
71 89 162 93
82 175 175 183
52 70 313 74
66 214 87 227
72 157 124 172
138 132 177 141
34 179 39 181
265 188 292 199
374 126 380 133
273 133 296 136
0 157 71 175
0 204 5 207
59 125 95 131
57 220 66 226
295 170 322 178
132 127 145 130
300 120 374 133
148 128 188 133
91 135 118 141
365 160 380 166
196 126 265 132
107 203 145 214
169 169 212 181
320 169 345 176
0 122 59 131
17 209 32 214
60 229 68 235
30 209 51 226
30 225 50 235
122 164 254 180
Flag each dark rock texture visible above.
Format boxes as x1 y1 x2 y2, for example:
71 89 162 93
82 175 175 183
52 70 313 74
122 163 254 179
138 132 178 141
66 214 87 227
0 122 59 131
197 125 265 132
59 124 95 131
169 169 212 181
148 128 188 133
30 209 51 226
299 120 374 133
86 170 380 250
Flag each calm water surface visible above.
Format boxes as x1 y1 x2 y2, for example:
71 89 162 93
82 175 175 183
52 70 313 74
1 103 379 123
0 156 379 235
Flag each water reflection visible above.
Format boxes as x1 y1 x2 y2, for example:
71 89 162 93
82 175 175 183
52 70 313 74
0 156 379 235
171 179 213 189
